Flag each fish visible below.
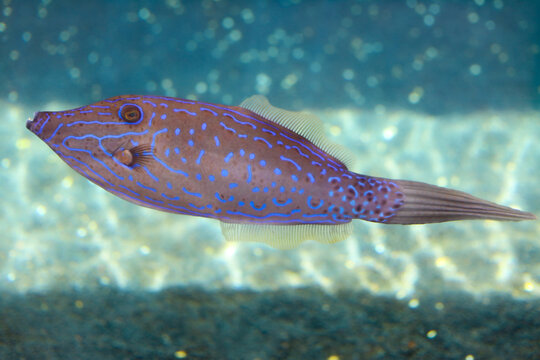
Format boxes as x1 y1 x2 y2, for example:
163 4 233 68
26 95 536 249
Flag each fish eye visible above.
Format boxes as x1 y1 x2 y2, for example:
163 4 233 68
120 104 142 123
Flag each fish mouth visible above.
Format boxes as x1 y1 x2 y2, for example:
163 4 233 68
26 112 43 134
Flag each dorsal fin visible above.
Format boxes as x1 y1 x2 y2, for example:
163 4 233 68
220 222 353 250
240 95 356 169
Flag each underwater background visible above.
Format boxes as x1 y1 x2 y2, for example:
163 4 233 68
1 0 539 359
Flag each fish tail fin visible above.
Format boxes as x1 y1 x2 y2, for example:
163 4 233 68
386 179 536 224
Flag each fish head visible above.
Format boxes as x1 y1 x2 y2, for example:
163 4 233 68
26 95 154 187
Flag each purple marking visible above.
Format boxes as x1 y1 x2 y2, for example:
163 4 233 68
280 156 301 171
272 198 292 206
162 193 180 201
142 166 160 182
174 108 197 116
45 123 64 142
148 112 156 126
196 150 205 164
253 136 272 148
136 181 157 192
246 165 252 183
143 100 157 107
220 122 237 134
182 187 202 198
200 107 218 116
224 113 257 129
307 196 324 209
37 114 51 135
262 128 276 136
249 201 266 211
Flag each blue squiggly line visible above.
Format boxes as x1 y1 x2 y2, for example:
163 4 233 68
246 164 252 183
196 150 205 165
136 181 156 192
250 201 266 211
220 122 237 134
173 108 197 116
307 196 324 210
151 128 189 177
45 123 64 142
280 156 302 171
224 113 257 129
142 166 160 182
253 136 272 148
272 198 292 206
182 187 202 198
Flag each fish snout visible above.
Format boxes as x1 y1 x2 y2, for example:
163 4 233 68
26 112 46 134
26 112 38 132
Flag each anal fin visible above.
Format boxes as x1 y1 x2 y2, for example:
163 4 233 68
220 222 353 249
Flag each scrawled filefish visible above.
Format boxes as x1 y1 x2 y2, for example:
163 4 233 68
26 95 535 249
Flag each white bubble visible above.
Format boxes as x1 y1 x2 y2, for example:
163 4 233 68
222 17 234 29
161 78 173 89
424 14 435 26
366 76 378 87
241 8 254 23
469 64 482 75
342 69 355 80
467 12 479 24
255 73 272 94
69 67 80 79
195 82 208 94
229 29 242 42
22 32 32 42
383 126 397 140
138 8 150 20
88 51 99 64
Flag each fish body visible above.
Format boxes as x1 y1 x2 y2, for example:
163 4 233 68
26 95 535 248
